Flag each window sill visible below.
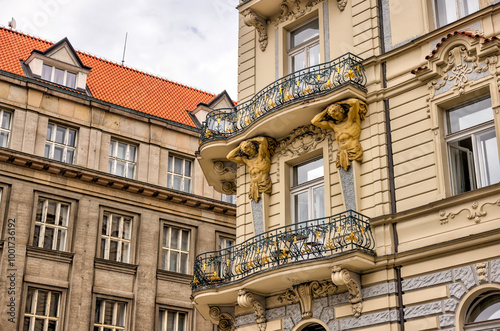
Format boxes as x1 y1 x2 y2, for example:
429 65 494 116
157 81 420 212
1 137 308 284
94 258 138 275
156 269 192 285
26 246 74 263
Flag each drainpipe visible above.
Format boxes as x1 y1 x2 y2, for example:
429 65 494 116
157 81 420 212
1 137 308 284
377 0 386 54
395 266 405 330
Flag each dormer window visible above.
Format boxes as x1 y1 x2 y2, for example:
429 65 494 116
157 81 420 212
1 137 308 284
41 64 77 89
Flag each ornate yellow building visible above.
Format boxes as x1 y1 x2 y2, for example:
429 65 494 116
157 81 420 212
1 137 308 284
193 0 500 330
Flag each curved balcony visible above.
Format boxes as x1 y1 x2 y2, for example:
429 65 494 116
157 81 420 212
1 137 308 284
199 53 366 146
191 210 374 291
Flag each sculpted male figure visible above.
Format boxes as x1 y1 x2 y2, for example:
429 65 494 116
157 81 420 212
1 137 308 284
227 136 276 202
311 98 367 171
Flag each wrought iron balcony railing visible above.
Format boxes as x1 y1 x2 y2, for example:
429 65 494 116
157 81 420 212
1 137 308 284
199 53 366 145
191 210 374 290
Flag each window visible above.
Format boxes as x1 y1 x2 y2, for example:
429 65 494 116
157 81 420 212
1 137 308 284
0 109 12 147
44 123 77 164
109 140 137 179
218 236 234 278
434 0 479 28
23 287 61 331
41 64 77 89
33 198 70 251
446 97 500 195
464 291 500 330
221 193 236 204
94 298 127 331
100 213 132 263
167 155 192 193
158 309 187 331
291 158 325 223
160 225 190 274
289 18 320 72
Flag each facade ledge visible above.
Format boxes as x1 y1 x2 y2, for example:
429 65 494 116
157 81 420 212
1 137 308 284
26 246 74 264
94 258 138 275
156 269 192 285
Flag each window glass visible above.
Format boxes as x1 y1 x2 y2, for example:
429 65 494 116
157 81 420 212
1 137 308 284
295 158 324 186
291 19 319 48
45 123 76 164
66 72 76 89
109 140 137 179
447 98 493 133
167 156 193 193
435 0 480 27
54 68 65 85
291 158 325 223
0 110 12 148
23 288 61 331
159 309 187 331
42 64 52 81
33 198 70 251
94 298 127 331
100 212 133 263
161 225 190 274
467 292 500 323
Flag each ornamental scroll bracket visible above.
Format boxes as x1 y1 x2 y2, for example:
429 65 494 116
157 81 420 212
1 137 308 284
331 265 363 317
439 199 500 225
242 9 268 51
237 290 267 331
277 280 337 319
209 306 235 331
270 0 327 26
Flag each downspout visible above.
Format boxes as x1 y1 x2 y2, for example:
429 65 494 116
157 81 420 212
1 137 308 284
395 266 405 331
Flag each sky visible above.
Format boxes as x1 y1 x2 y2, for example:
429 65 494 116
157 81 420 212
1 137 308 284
0 0 239 98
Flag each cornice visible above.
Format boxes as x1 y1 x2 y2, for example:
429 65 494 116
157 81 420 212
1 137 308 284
0 148 236 216
94 258 138 275
26 246 74 264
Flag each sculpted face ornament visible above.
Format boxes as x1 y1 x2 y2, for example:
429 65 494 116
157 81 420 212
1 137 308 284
227 136 277 202
311 98 367 171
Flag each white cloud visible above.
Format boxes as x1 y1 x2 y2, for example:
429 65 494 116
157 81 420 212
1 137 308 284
0 0 239 98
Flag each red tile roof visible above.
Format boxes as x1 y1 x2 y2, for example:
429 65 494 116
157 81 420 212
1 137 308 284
0 27 217 127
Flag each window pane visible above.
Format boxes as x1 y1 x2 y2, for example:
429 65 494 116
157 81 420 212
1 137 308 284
309 43 320 66
162 226 170 247
449 140 474 194
178 312 186 331
44 227 54 249
448 98 492 133
66 149 74 164
167 311 176 331
127 164 135 179
295 192 309 222
49 292 59 317
173 176 182 190
47 320 57 331
46 123 54 141
180 253 188 274
117 143 127 159
116 302 126 327
128 145 136 162
66 72 76 88
101 238 108 259
292 52 305 72
295 158 324 185
161 250 168 270
2 111 11 129
36 290 48 315
58 204 69 226
109 240 118 261
104 301 113 324
55 126 66 144
26 288 34 313
68 129 76 146
116 161 125 177
464 0 479 15
476 129 500 187
54 68 65 85
169 251 179 272
170 228 179 249
313 185 325 219
291 19 319 47
102 214 109 235
42 64 52 81
95 298 103 323
184 160 191 176
110 140 116 157
436 0 457 27
183 179 191 193
167 174 172 188
181 230 189 251
33 225 41 247
111 215 120 237
174 158 183 175
121 242 130 263
168 156 173 172
34 318 44 331
123 218 131 240
46 201 56 224
0 131 9 147
53 146 64 162
57 229 66 251
108 160 114 174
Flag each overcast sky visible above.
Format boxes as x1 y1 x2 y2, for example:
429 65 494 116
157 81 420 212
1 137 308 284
0 0 239 98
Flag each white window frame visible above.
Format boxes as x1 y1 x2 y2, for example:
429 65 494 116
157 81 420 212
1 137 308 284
290 157 325 223
0 109 12 148
167 155 193 193
41 64 77 89
158 309 188 331
221 193 236 204
93 297 127 331
33 197 70 251
100 212 133 263
464 291 500 330
288 18 320 73
160 224 191 274
433 0 480 28
108 140 137 179
23 287 62 331
445 97 499 195
45 123 77 164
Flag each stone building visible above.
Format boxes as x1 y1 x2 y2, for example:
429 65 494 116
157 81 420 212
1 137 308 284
193 0 500 330
0 27 236 330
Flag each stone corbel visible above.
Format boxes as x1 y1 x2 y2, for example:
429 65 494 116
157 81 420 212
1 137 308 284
242 9 268 51
209 306 235 331
237 290 267 330
331 266 363 317
337 0 348 11
278 281 337 319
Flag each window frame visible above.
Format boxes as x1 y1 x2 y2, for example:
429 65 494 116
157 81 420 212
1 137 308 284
432 0 480 28
221 193 236 204
159 223 191 274
96 208 138 265
0 108 12 148
444 96 499 195
92 294 130 331
288 17 320 74
108 139 137 179
41 64 77 89
29 192 76 253
166 154 193 193
156 305 192 331
22 284 66 331
44 122 77 164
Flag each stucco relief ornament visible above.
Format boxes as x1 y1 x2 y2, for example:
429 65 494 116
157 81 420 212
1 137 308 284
270 0 327 26
242 9 268 51
439 199 500 224
237 290 267 331
311 98 367 171
227 136 277 202
209 306 235 331
276 124 332 158
278 280 336 319
331 266 363 317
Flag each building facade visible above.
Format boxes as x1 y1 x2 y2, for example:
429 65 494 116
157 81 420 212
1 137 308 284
193 0 500 330
0 27 236 330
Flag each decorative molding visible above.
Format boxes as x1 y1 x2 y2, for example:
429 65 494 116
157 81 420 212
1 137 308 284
270 0 327 26
476 262 487 283
439 199 500 224
337 0 348 11
214 161 237 175
209 306 235 331
242 9 268 51
221 180 237 194
331 265 363 317
94 258 138 275
276 124 331 158
26 246 74 264
278 280 337 319
237 290 267 330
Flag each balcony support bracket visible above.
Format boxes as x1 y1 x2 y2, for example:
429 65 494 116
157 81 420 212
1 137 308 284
238 289 267 330
242 9 268 51
209 306 235 331
331 265 363 317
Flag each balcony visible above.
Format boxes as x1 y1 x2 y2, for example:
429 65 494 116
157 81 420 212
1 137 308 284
199 53 366 146
191 210 374 291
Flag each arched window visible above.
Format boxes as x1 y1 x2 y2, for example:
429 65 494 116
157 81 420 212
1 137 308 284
464 291 500 330
301 323 327 331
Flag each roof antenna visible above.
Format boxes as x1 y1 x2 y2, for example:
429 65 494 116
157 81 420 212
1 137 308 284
8 17 16 29
121 32 128 65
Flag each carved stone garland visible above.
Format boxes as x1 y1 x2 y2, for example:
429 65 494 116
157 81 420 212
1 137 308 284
237 290 267 330
278 280 336 319
331 266 363 317
209 306 235 331
242 9 268 51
